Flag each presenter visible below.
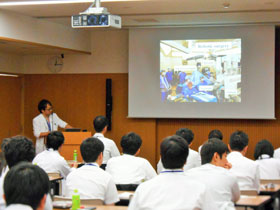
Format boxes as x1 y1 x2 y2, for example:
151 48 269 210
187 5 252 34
33 99 72 154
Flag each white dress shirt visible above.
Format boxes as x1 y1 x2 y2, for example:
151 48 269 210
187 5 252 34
106 154 157 184
33 113 67 154
255 154 280 179
186 163 240 210
227 151 260 191
0 167 52 210
157 148 201 173
128 169 217 210
274 148 280 159
5 204 32 210
33 148 73 178
93 133 120 164
65 163 119 204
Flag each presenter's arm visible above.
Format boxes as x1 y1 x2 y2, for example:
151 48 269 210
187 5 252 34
65 124 73 129
39 132 50 138
33 118 50 138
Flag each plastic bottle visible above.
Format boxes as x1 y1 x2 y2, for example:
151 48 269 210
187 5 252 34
72 189 80 210
73 150 77 162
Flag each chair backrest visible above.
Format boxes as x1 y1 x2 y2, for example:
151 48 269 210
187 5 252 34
54 196 104 205
240 190 258 196
260 179 280 185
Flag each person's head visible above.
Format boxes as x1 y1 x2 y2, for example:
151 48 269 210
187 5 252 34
4 136 35 168
175 128 194 145
38 99 52 115
120 132 142 155
201 138 229 167
229 130 249 154
46 131 65 150
160 135 189 169
80 137 104 165
254 139 274 160
93 116 108 133
4 162 49 210
208 129 223 141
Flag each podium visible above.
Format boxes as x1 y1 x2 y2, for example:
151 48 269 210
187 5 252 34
61 132 92 162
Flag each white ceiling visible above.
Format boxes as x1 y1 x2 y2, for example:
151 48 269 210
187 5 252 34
0 0 280 27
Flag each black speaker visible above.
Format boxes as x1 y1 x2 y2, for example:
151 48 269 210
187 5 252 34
106 79 112 130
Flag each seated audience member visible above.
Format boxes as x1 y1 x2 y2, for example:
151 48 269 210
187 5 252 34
92 116 120 169
157 128 200 173
186 138 240 210
0 139 11 177
274 146 280 159
33 131 77 178
128 135 217 210
66 137 119 205
4 162 50 210
198 129 223 153
106 132 156 189
227 131 260 191
0 136 52 210
254 139 280 179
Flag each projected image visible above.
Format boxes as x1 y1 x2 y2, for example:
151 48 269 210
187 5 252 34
160 39 241 103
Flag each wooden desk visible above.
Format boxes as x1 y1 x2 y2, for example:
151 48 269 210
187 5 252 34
53 205 128 210
235 195 271 210
260 184 280 194
48 175 63 182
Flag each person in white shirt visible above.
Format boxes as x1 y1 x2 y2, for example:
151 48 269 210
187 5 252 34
33 99 72 154
66 137 119 205
274 147 280 159
157 128 200 173
254 139 280 179
93 116 120 169
198 129 223 154
187 138 240 210
0 136 52 210
227 130 260 191
33 131 77 178
106 132 156 189
128 135 217 210
4 162 49 210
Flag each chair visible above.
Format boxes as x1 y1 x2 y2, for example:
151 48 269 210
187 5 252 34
54 196 104 205
47 172 62 196
240 190 258 196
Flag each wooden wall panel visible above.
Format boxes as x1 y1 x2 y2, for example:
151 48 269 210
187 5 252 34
23 74 157 167
0 76 22 142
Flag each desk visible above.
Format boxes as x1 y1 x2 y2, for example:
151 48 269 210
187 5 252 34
48 175 63 195
53 205 128 210
260 184 280 210
235 195 271 210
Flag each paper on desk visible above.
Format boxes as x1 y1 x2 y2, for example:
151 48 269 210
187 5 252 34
119 192 134 200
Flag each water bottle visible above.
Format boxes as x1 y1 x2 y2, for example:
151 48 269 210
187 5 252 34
73 150 77 162
72 189 80 210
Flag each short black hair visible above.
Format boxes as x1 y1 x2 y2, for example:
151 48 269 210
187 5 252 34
175 128 194 144
160 135 189 169
254 139 274 160
4 162 50 210
4 136 35 168
46 131 65 150
80 137 104 163
93 116 108 132
38 99 52 113
201 138 229 165
229 130 249 152
120 132 142 155
208 129 223 140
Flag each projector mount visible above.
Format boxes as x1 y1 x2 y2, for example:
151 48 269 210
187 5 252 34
80 0 109 15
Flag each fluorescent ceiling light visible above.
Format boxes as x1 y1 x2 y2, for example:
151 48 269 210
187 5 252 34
0 0 141 6
0 74 19 77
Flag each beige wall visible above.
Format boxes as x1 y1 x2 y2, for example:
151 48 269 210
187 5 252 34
0 10 90 52
23 30 129 74
0 52 23 73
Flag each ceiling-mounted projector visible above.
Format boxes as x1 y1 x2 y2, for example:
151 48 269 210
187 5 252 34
71 0 121 29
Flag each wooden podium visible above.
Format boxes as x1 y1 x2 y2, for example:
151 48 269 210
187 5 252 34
60 132 91 162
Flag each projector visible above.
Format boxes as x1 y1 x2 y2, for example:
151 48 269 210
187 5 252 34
71 14 121 29
71 0 121 29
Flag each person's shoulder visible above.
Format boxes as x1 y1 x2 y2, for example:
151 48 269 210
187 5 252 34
33 113 43 121
189 148 199 155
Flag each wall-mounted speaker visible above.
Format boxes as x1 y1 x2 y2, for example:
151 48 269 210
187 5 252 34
106 79 112 130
